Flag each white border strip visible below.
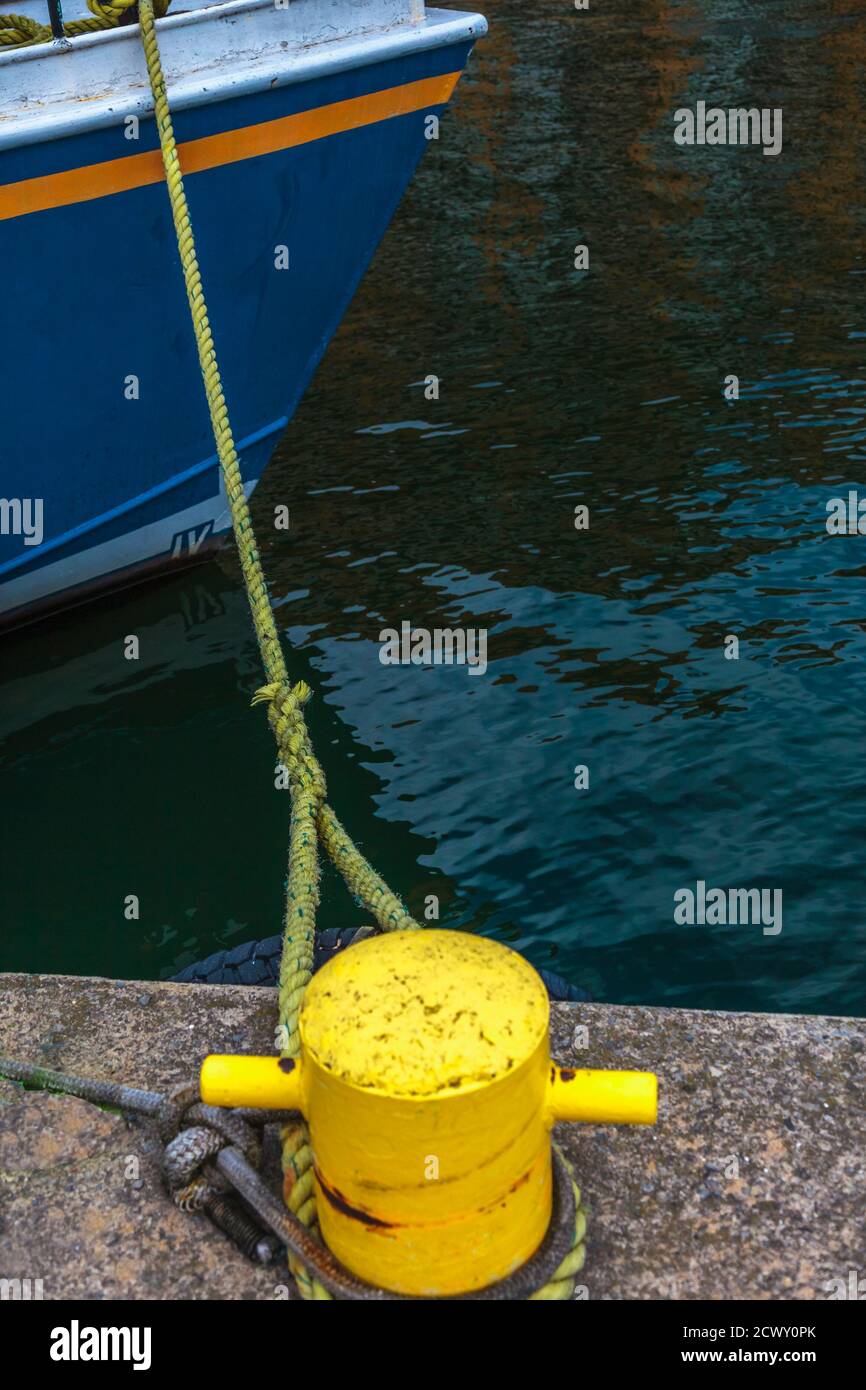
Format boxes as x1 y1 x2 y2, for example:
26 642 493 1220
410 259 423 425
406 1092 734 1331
0 7 487 152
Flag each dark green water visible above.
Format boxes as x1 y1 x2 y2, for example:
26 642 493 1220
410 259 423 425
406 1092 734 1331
3 0 866 1016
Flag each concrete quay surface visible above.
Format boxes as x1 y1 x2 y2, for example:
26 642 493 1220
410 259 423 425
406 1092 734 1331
0 972 863 1300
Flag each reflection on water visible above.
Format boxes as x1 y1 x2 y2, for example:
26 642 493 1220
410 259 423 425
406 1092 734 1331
3 0 866 1014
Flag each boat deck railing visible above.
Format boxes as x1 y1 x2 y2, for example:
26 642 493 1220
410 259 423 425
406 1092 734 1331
45 0 65 41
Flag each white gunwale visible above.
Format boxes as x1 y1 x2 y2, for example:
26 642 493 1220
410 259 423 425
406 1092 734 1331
0 2 487 153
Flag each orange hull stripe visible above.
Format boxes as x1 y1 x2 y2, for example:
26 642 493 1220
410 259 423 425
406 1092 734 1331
0 71 460 222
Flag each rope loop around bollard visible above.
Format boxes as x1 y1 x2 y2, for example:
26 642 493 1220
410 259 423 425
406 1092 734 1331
0 1054 580 1300
219 1144 578 1301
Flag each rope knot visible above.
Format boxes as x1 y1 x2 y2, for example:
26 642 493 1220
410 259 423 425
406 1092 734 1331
252 680 327 803
252 678 311 714
154 1083 281 1263
158 1083 261 1211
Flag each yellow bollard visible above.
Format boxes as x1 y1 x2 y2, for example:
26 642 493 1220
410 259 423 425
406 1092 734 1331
201 929 657 1296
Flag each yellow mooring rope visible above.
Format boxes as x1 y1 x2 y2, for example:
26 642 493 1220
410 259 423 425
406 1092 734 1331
137 0 584 1299
0 0 167 48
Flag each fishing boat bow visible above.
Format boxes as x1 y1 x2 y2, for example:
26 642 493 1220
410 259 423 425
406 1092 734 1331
0 0 486 626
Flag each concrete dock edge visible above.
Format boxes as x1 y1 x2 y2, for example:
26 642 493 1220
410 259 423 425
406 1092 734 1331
0 972 863 1300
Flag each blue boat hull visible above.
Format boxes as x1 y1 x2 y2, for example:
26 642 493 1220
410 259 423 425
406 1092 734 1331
0 22 479 625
